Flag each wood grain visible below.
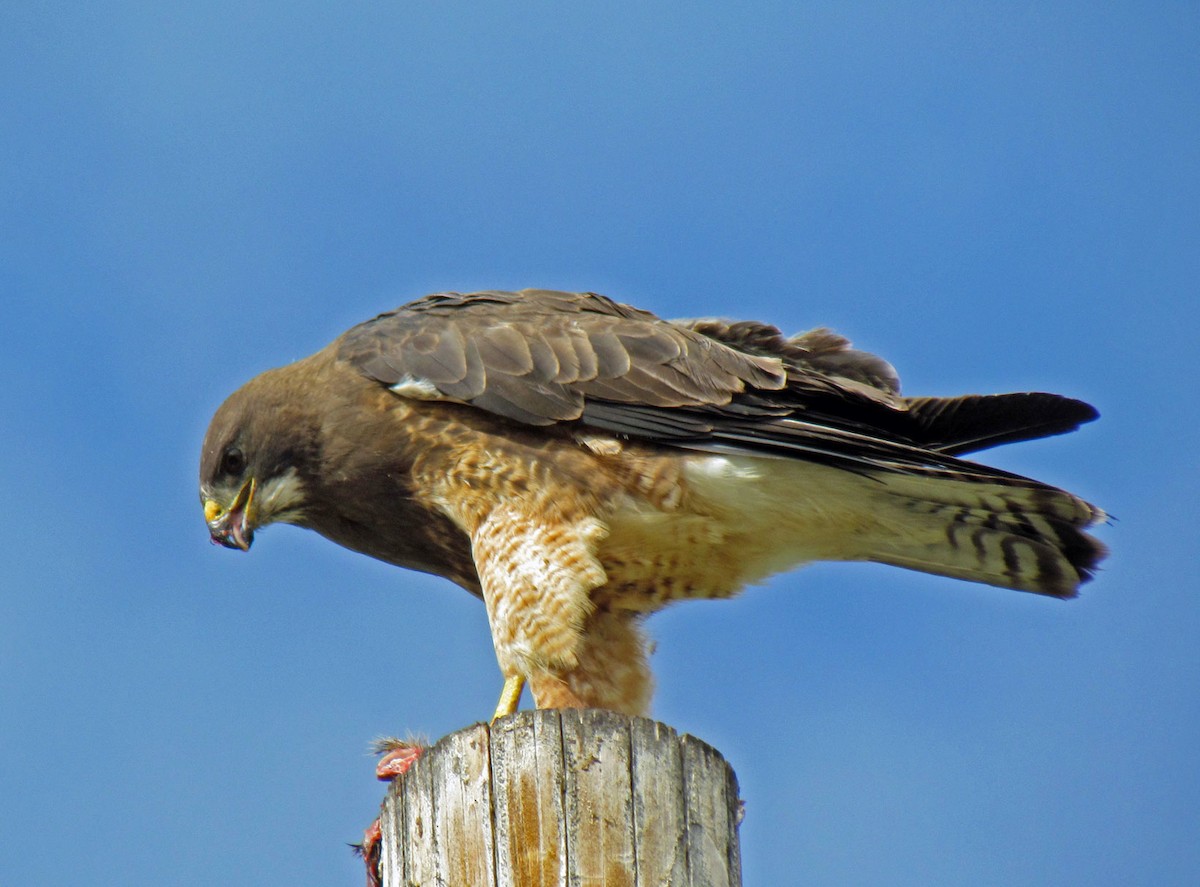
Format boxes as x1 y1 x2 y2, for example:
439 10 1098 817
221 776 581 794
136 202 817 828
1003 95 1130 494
377 711 741 887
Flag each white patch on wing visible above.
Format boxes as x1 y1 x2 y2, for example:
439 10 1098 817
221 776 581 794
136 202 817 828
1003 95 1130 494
389 374 443 400
257 467 308 525
683 454 765 483
575 432 624 456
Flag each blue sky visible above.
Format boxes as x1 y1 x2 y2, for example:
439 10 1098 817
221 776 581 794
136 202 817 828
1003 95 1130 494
3 3 1197 885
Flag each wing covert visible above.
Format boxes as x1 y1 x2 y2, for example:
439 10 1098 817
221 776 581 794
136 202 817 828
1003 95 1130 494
336 289 788 426
334 289 1098 492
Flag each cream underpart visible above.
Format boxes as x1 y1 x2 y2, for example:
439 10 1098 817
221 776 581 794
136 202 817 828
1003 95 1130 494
597 454 882 607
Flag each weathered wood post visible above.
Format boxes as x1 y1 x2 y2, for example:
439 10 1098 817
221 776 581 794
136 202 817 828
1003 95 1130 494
377 708 743 886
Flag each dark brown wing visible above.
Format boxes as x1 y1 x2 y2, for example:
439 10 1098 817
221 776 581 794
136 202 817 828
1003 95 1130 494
680 319 903 397
337 290 787 427
679 317 1098 455
901 393 1099 455
337 289 1097 481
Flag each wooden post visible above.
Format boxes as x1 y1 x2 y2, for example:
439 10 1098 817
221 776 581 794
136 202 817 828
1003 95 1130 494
377 708 743 887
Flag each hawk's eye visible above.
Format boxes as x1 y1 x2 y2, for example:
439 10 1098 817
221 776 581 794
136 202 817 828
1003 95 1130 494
220 447 246 476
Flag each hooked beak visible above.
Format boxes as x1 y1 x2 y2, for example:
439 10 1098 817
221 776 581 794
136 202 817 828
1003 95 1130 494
205 478 256 551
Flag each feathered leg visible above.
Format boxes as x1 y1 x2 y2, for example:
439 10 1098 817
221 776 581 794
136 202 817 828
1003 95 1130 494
528 608 654 717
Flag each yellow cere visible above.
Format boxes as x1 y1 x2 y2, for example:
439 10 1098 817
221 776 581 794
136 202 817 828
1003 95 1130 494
204 499 222 523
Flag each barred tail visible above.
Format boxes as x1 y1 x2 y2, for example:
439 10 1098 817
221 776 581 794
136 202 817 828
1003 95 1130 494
863 473 1107 598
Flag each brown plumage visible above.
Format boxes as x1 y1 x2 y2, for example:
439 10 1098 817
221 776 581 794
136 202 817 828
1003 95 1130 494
199 289 1106 717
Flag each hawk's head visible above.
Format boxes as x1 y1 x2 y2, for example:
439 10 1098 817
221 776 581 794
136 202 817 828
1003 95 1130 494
199 368 316 551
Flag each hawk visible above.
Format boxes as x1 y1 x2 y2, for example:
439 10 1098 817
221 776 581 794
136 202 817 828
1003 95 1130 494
200 290 1106 718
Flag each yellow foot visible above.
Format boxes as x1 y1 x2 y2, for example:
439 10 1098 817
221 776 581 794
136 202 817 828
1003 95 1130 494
491 674 525 722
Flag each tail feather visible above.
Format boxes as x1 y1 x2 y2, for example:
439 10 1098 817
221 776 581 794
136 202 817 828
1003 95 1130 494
864 474 1106 598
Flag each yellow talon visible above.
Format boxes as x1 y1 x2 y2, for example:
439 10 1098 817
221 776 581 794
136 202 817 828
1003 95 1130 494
492 675 525 722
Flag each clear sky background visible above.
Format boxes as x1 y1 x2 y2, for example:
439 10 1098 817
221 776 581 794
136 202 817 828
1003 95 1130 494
3 4 1197 885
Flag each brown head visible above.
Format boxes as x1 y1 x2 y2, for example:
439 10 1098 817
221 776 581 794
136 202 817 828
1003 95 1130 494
199 365 320 551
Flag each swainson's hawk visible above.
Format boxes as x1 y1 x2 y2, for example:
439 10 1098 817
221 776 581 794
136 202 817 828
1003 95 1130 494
200 289 1106 718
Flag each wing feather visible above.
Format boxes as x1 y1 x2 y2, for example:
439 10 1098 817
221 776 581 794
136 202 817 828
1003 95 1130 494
586 328 632 377
473 323 534 376
903 393 1099 455
335 289 1098 493
405 323 469 385
337 289 787 426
